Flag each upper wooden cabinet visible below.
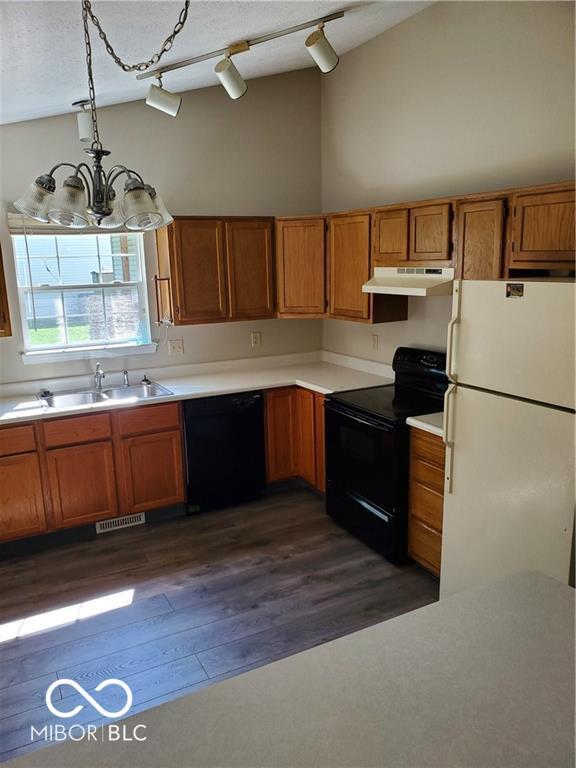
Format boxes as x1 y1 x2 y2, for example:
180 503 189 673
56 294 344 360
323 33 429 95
168 219 228 324
0 245 11 338
160 217 275 324
456 199 505 280
276 218 326 316
510 189 575 268
409 204 452 262
373 209 409 265
225 220 275 319
329 213 371 321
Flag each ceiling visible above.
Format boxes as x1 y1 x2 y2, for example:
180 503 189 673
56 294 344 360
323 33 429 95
0 1 431 125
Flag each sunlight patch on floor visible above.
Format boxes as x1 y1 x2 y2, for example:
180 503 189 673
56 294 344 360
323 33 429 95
0 588 135 643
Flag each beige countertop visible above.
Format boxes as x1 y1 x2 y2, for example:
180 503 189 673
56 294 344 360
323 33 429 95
0 362 392 426
406 411 444 438
8 571 574 768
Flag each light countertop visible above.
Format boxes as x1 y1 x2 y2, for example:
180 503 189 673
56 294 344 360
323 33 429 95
9 571 574 768
406 411 444 438
0 362 392 426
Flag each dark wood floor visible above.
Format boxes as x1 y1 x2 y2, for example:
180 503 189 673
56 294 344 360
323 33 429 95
0 487 438 763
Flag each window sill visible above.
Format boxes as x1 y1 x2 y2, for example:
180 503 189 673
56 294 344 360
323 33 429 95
21 342 158 365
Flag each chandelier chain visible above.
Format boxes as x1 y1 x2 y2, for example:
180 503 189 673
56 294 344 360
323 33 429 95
83 0 190 73
81 0 101 150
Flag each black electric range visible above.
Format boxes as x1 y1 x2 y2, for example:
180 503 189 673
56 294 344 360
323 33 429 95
324 347 448 564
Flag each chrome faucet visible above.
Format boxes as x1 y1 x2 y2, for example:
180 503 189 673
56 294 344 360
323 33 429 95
94 362 105 391
123 370 130 387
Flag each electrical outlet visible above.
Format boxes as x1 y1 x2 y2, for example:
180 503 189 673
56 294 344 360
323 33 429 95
169 339 184 356
251 331 262 349
371 334 379 350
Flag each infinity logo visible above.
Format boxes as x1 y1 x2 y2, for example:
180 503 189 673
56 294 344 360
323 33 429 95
45 679 133 719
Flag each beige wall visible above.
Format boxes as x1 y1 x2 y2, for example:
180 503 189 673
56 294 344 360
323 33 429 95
0 69 323 385
321 1 575 365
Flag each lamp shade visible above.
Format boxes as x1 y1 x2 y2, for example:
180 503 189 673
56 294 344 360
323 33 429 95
77 110 93 143
13 175 55 222
146 83 182 117
123 180 163 231
98 190 124 230
47 176 90 229
305 28 339 73
146 185 173 226
214 57 247 100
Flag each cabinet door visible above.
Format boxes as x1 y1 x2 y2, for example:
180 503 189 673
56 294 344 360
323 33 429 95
409 204 451 262
511 189 575 266
0 244 11 338
276 219 326 316
264 388 299 483
119 430 185 514
373 209 408 265
329 214 371 320
170 219 228 323
225 220 275 319
296 388 316 486
314 393 326 492
456 199 504 280
48 442 117 528
0 453 46 541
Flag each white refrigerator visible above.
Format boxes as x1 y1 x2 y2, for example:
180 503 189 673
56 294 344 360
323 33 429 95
440 280 575 599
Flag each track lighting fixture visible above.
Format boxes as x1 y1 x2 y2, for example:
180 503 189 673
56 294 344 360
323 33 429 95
73 99 93 143
214 56 247 100
146 76 182 117
305 25 339 73
138 10 345 112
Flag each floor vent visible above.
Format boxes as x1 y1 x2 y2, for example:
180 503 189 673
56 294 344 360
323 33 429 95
96 513 145 534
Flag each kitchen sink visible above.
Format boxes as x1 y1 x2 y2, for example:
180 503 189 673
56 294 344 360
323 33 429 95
38 381 173 409
102 383 173 400
39 390 108 408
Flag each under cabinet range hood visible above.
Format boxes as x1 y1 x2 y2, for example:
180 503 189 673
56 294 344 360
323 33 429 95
362 267 455 297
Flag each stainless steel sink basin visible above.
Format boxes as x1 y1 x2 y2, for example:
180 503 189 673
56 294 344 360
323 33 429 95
39 390 108 408
102 383 172 400
38 381 173 409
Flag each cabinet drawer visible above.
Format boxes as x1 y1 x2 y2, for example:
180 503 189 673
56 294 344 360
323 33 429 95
411 457 444 495
116 403 180 437
408 519 441 576
411 428 445 469
0 425 36 457
410 480 443 532
44 413 111 447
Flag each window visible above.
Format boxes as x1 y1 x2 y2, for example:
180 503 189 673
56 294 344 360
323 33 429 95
12 232 152 353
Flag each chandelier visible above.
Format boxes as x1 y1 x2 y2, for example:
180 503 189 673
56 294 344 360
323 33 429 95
13 0 190 231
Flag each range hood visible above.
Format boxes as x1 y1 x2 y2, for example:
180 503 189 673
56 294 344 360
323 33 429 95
362 267 454 297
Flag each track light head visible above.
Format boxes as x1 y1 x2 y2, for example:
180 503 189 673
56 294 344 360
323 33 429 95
72 99 93 143
305 26 339 73
214 56 247 100
146 77 182 117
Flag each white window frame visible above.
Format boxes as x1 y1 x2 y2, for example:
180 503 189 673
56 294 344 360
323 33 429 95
10 230 157 363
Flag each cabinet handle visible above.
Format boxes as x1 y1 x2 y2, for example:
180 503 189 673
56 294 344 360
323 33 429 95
443 383 457 494
446 280 461 382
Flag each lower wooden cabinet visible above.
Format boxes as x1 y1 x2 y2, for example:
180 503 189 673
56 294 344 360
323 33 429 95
265 387 325 491
117 430 185 513
408 427 446 576
47 441 118 528
0 452 46 541
264 388 299 483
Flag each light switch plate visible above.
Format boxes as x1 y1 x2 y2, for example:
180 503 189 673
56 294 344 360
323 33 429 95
169 339 184 356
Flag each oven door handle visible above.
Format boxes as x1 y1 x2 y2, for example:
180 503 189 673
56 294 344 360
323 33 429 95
350 493 391 523
325 405 393 431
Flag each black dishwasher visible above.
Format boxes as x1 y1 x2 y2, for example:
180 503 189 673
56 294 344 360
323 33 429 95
183 391 265 512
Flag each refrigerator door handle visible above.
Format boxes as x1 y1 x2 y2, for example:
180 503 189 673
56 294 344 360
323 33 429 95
444 383 457 494
446 281 461 382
